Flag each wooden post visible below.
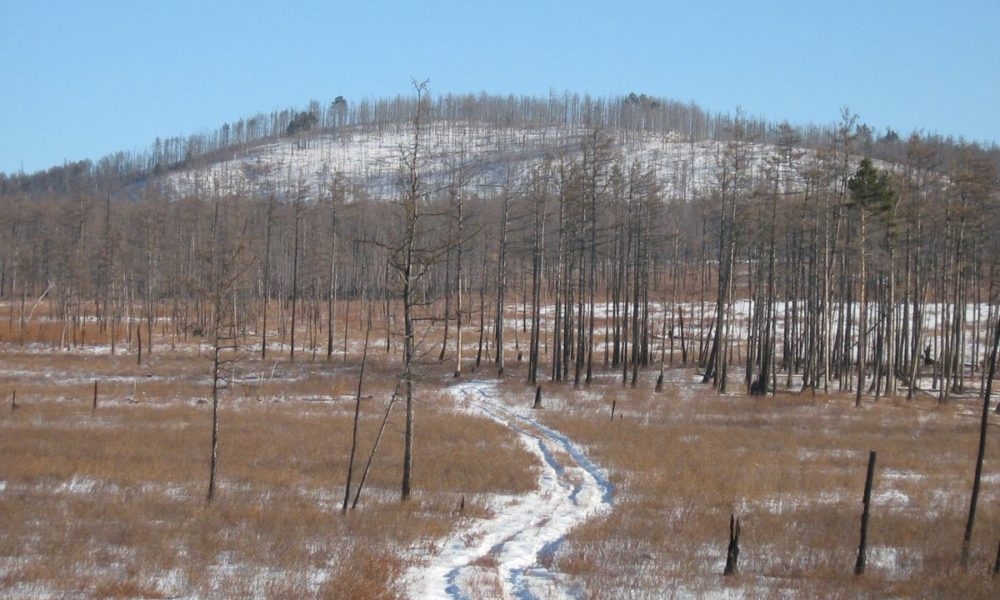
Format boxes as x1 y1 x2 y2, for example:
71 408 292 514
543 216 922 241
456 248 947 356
533 385 542 409
92 381 98 413
610 399 617 421
855 450 877 575
655 370 664 393
10 390 16 410
137 324 142 365
993 538 1000 576
724 514 741 575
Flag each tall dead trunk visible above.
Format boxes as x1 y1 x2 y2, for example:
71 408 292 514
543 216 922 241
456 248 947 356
290 195 302 362
454 190 465 378
326 183 341 361
961 305 1000 567
343 325 371 513
495 193 509 377
528 181 546 385
856 208 867 407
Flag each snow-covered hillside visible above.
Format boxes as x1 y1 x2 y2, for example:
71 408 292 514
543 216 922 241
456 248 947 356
159 123 804 201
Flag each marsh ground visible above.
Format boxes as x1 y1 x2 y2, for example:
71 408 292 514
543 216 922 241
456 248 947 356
1 303 998 598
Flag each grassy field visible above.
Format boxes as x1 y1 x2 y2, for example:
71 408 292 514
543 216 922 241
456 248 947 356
530 371 1000 598
2 303 999 598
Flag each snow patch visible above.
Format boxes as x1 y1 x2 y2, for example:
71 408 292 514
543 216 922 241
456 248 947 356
873 488 910 508
405 380 613 599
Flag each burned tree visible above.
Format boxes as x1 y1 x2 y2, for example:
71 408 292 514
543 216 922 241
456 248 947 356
204 195 254 504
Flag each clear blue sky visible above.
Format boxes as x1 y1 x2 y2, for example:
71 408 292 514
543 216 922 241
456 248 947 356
2 0 997 175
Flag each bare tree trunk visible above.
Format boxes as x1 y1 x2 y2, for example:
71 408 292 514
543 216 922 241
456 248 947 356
528 182 545 385
205 197 248 504
961 307 1000 567
855 450 877 574
723 514 741 576
327 186 340 361
476 252 488 369
398 80 430 502
439 240 452 362
856 208 867 407
207 338 222 503
495 194 509 377
343 326 370 513
261 196 274 359
352 376 404 510
454 192 464 378
290 196 302 362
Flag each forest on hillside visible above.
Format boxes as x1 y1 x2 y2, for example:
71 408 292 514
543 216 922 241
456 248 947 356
1 90 999 403
3 90 994 195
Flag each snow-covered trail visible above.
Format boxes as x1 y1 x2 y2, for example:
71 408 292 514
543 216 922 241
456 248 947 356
404 381 614 600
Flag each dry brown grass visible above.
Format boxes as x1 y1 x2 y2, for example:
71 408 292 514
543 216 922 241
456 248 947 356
514 368 1000 599
0 307 537 598
5 301 1000 598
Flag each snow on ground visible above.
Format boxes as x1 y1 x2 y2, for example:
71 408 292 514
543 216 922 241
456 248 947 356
405 380 613 600
161 124 796 203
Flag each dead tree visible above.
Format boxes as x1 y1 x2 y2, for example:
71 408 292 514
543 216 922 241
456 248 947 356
495 191 510 377
260 194 275 359
326 175 345 361
205 196 253 504
342 326 370 513
961 305 1000 568
289 189 304 362
452 180 466 378
855 450 877 574
381 80 450 501
351 373 406 509
527 168 548 385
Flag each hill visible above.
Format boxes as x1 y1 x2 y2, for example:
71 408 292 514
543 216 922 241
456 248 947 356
3 92 993 200
0 90 998 402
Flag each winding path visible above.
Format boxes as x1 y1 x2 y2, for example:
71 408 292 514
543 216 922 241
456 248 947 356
405 380 614 600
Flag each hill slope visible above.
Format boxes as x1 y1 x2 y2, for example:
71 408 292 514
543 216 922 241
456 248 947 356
157 122 807 202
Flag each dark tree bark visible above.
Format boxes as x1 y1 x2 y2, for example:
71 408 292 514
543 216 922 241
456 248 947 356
343 326 370 513
723 514 741 576
961 307 1000 568
855 450 877 574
